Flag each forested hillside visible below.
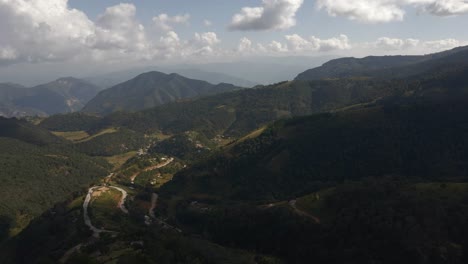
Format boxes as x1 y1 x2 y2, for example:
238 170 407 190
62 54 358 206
156 93 468 263
0 118 110 242
82 71 242 115
295 45 468 81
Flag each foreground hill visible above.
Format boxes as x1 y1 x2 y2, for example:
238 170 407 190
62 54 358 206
0 117 110 242
295 45 468 81
82 71 242 115
0 78 101 118
156 93 468 263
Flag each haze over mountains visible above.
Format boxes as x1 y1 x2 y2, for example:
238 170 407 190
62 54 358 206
0 78 101 118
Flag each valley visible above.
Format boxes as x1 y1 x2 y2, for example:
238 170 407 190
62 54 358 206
2 46 468 263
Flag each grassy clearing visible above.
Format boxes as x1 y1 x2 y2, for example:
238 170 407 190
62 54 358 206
52 127 119 143
76 127 119 143
147 131 172 141
104 151 138 170
90 188 125 230
52 130 89 141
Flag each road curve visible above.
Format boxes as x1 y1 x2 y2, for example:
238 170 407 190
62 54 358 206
109 186 129 214
131 158 175 184
83 185 129 237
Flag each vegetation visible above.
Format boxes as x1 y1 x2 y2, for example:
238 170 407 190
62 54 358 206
0 136 110 241
75 128 148 156
0 78 101 118
82 71 241 115
40 112 102 132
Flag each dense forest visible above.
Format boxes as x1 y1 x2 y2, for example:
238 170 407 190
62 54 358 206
0 133 110 243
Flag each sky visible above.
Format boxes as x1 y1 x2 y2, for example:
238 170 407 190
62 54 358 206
1 0 468 85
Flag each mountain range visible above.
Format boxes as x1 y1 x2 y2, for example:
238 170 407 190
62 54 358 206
3 46 468 263
0 78 101 118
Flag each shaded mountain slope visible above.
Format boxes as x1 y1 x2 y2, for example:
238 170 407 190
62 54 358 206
0 118 110 242
295 45 468 81
82 71 242 115
0 78 101 117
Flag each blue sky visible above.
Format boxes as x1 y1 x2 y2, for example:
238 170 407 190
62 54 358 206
67 0 468 45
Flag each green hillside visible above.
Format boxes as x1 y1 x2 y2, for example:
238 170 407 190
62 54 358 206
82 71 242 115
295 45 468 81
0 119 110 242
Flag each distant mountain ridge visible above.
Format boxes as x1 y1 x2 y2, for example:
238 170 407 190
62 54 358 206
295 45 468 81
85 67 258 88
82 71 242 115
0 78 101 118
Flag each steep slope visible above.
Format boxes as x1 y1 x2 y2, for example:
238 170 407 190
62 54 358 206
82 71 242 115
0 118 110 242
0 78 101 117
157 94 468 263
295 45 468 80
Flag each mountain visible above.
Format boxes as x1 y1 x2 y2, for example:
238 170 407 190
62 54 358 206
0 78 101 118
85 66 258 88
295 45 468 81
165 68 258 88
82 71 242 115
0 117 110 242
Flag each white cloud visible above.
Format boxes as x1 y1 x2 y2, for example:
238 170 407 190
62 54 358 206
90 4 148 53
152 13 190 32
0 0 95 63
203 19 212 27
375 37 420 50
0 46 18 61
285 34 351 52
363 37 468 54
194 32 220 46
317 0 468 23
229 0 304 31
0 0 220 65
268 41 289 52
423 38 463 51
238 37 254 53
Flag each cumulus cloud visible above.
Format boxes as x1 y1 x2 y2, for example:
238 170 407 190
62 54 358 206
0 0 94 63
238 37 254 53
365 37 468 54
90 4 148 53
285 34 351 52
268 41 289 52
423 38 463 50
0 0 221 65
153 13 190 32
317 0 468 23
375 37 420 50
229 0 304 31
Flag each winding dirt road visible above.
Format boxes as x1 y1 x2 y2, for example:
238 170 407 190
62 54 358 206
131 158 174 184
83 185 129 237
